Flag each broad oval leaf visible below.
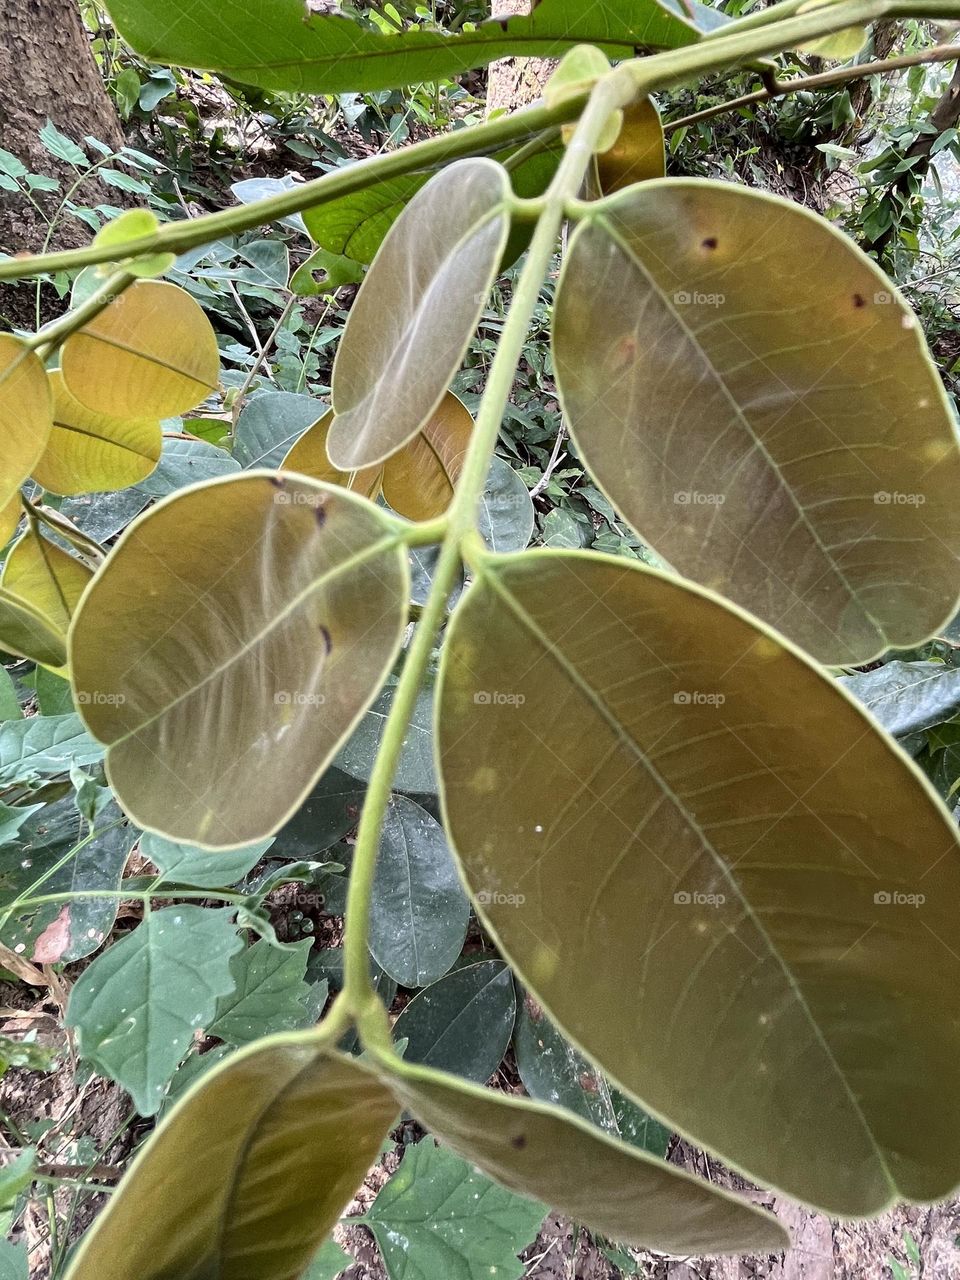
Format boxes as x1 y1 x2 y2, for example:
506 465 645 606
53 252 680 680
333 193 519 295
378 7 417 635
70 472 409 848
62 1041 398 1280
479 456 535 554
381 392 473 522
328 160 509 471
437 549 960 1213
373 1053 788 1255
0 588 67 669
234 390 326 470
281 408 382 499
2 529 93 638
369 795 470 988
392 959 516 1081
592 98 665 195
553 180 960 664
32 371 161 496
61 280 220 419
337 683 437 794
104 0 702 95
0 335 52 511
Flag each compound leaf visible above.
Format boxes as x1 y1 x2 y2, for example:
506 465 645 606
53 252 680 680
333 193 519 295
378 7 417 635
67 906 243 1114
554 180 960 664
61 281 220 420
70 473 409 847
437 548 960 1214
328 160 509 470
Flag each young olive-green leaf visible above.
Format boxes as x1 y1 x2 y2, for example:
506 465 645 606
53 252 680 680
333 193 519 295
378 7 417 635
32 371 161 496
103 0 702 95
0 334 52 512
62 1042 398 1280
591 98 665 196
282 408 383 499
437 549 960 1214
2 528 93 639
553 179 960 665
328 160 509 471
372 1053 788 1255
67 906 243 1114
69 472 409 848
0 587 67 669
381 391 473 523
370 796 470 989
61 280 220 420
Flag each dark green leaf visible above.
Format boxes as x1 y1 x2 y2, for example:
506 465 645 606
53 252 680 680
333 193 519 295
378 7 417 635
838 661 960 738
208 939 314 1044
233 391 324 469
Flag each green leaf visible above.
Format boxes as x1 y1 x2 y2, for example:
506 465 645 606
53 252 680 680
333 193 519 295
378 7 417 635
304 175 429 267
67 906 243 1114
273 767 366 857
437 548 960 1214
328 160 509 470
139 831 273 889
363 1138 545 1280
93 209 175 278
337 684 436 794
233 390 325 469
838 661 960 738
0 714 103 787
514 996 669 1156
62 1044 398 1280
0 587 67 669
372 1053 788 1254
103 0 702 95
0 335 53 514
291 246 365 296
479 457 535 554
0 1149 35 1210
304 1239 351 1280
553 179 960 664
0 1239 28 1280
70 474 410 847
0 668 21 721
208 939 314 1044
134 436 240 497
35 668 73 717
369 795 469 988
39 120 86 166
0 797 138 964
392 960 516 1081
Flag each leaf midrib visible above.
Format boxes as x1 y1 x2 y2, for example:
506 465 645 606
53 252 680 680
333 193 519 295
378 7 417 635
481 562 897 1198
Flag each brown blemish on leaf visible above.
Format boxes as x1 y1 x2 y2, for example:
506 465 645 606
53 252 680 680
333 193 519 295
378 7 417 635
702 236 718 250
32 906 71 964
268 475 287 489
853 293 866 308
510 1133 527 1150
320 625 333 654
578 1071 601 1094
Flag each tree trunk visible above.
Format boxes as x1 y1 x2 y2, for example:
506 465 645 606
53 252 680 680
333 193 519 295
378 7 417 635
0 0 123 325
486 0 558 118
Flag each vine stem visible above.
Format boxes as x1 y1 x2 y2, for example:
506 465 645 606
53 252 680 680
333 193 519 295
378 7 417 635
340 70 640 1025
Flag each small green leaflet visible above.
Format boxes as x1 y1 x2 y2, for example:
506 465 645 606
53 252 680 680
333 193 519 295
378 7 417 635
207 939 316 1045
0 1239 28 1280
360 1139 545 1280
67 907 242 1115
303 1239 351 1280
139 831 273 889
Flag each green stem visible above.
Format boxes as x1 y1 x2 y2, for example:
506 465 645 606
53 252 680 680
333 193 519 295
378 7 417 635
340 70 638 1028
0 101 585 284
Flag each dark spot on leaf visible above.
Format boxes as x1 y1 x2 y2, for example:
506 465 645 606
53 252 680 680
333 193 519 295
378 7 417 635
269 475 286 489
320 625 332 654
314 503 327 528
853 293 866 308
511 1133 527 1150
701 236 718 250
578 1071 600 1094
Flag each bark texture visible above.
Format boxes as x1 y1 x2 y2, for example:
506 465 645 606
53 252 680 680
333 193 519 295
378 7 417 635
485 0 558 118
0 0 122 324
